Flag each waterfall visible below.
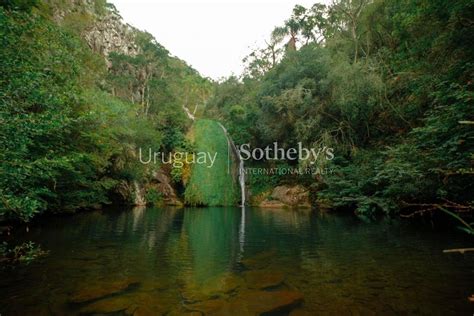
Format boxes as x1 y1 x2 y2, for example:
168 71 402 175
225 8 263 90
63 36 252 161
239 206 246 252
238 155 246 206
217 123 246 206
181 105 245 206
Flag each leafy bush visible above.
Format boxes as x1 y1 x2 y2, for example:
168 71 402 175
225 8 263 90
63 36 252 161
145 188 163 206
0 241 48 264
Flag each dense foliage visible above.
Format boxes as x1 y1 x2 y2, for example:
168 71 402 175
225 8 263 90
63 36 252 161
184 119 239 206
0 1 210 222
1 0 473 229
206 0 474 222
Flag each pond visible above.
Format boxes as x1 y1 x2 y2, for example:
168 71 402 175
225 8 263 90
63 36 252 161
1 207 473 315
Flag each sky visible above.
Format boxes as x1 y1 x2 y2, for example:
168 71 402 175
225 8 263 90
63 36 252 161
109 0 330 80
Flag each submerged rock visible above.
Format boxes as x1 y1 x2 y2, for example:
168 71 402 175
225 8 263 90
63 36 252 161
181 273 244 303
132 306 156 316
243 270 285 289
241 250 277 270
235 290 304 315
289 308 313 316
203 273 244 295
186 298 231 315
186 290 304 315
77 294 135 315
69 278 140 305
78 291 177 315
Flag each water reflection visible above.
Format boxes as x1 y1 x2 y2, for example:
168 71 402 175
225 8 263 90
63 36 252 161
0 207 473 315
239 207 246 260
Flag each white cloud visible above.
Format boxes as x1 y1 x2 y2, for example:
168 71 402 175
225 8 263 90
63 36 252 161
109 0 330 79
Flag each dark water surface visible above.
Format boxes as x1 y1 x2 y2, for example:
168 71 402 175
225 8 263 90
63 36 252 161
1 207 473 315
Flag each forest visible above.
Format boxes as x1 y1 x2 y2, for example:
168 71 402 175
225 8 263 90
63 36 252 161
0 0 212 222
206 0 474 228
0 0 473 227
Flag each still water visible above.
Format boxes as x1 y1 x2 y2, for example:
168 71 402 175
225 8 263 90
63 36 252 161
1 207 473 315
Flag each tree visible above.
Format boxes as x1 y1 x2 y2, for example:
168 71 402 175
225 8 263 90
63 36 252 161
329 0 369 62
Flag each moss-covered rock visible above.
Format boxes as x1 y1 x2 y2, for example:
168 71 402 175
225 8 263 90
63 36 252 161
184 119 239 206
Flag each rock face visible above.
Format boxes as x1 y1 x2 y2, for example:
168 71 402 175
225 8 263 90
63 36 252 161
46 2 185 206
258 185 311 208
151 168 182 206
123 168 183 207
51 0 139 65
84 10 139 60
133 181 147 206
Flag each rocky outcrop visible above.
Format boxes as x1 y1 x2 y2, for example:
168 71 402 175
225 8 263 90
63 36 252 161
50 0 139 65
133 181 146 206
115 180 146 206
258 185 311 208
47 1 185 208
150 168 182 206
114 168 182 206
84 13 139 61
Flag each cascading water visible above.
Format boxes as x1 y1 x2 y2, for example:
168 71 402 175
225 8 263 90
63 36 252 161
182 105 245 206
238 156 246 206
217 123 246 206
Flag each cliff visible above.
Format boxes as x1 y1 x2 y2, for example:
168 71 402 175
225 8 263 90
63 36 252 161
47 0 139 64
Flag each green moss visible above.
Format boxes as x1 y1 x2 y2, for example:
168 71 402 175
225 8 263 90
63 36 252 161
184 119 239 206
